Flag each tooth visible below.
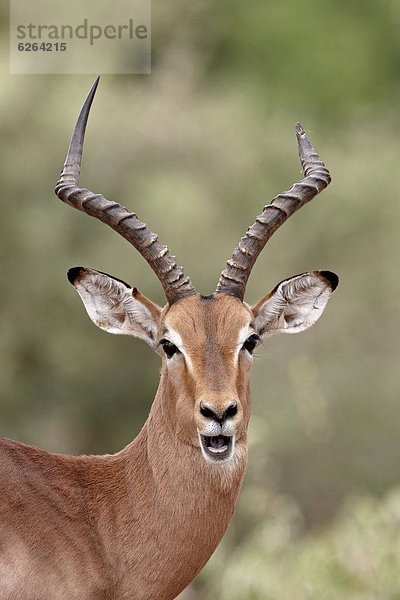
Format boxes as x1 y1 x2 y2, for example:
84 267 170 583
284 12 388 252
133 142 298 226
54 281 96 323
209 445 228 454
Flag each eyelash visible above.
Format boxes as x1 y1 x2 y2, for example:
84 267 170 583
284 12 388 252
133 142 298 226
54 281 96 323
160 338 180 359
242 334 260 354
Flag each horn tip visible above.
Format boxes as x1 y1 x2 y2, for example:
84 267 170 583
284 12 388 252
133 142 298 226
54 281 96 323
92 76 100 92
86 76 100 104
295 122 306 138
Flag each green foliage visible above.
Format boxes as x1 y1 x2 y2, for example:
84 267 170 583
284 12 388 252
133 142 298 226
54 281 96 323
197 488 400 599
208 0 400 121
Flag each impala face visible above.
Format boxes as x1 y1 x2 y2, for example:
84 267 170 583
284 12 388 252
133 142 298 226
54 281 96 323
161 294 254 463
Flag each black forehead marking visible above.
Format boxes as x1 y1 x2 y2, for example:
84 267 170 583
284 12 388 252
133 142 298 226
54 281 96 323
200 294 215 301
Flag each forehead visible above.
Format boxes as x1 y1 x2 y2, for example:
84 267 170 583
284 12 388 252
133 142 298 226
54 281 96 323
163 294 252 345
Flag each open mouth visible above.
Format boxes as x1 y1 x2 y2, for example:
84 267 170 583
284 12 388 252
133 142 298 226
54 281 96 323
200 434 234 462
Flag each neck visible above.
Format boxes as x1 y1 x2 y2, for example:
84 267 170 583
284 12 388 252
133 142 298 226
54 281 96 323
100 373 247 599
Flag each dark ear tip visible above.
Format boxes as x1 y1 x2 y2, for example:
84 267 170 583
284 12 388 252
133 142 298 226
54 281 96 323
320 270 339 291
67 267 84 285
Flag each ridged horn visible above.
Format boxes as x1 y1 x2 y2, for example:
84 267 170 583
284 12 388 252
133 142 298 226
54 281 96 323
55 77 196 306
215 123 331 300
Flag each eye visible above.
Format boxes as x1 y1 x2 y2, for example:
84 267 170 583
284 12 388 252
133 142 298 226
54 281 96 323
160 338 179 359
243 333 260 355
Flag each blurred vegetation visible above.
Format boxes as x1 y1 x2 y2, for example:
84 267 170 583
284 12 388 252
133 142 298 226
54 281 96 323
1 0 400 596
190 488 400 599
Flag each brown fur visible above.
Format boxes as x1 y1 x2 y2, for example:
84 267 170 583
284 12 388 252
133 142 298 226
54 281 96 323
0 294 252 600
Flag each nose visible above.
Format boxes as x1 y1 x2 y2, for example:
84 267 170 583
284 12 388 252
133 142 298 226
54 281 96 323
199 401 238 425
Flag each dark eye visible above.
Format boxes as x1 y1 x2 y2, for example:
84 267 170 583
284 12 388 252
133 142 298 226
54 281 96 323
160 338 179 359
243 334 260 355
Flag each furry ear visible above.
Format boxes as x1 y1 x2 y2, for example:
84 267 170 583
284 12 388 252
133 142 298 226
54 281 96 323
67 267 162 347
252 271 338 339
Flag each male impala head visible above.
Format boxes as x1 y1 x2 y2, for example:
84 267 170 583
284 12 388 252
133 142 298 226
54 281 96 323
55 78 338 466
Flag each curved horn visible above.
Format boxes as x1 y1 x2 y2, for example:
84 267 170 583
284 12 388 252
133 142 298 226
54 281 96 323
215 123 331 300
55 78 196 306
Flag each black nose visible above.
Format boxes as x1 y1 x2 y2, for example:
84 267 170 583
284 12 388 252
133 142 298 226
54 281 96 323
199 401 238 424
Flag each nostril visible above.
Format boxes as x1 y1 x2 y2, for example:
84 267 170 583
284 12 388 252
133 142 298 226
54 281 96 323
223 402 238 420
199 402 219 421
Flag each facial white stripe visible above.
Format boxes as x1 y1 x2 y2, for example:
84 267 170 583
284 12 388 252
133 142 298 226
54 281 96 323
163 327 194 372
233 325 254 365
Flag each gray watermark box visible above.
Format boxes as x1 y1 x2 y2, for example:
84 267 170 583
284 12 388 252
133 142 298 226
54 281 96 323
10 0 151 74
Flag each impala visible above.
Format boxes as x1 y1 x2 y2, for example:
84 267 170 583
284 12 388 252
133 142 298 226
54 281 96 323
0 78 338 599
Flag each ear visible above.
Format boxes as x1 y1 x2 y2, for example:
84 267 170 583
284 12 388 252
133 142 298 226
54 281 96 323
67 267 162 348
252 271 338 339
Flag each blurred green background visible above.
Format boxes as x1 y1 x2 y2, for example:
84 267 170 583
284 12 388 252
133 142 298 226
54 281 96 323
1 0 400 597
